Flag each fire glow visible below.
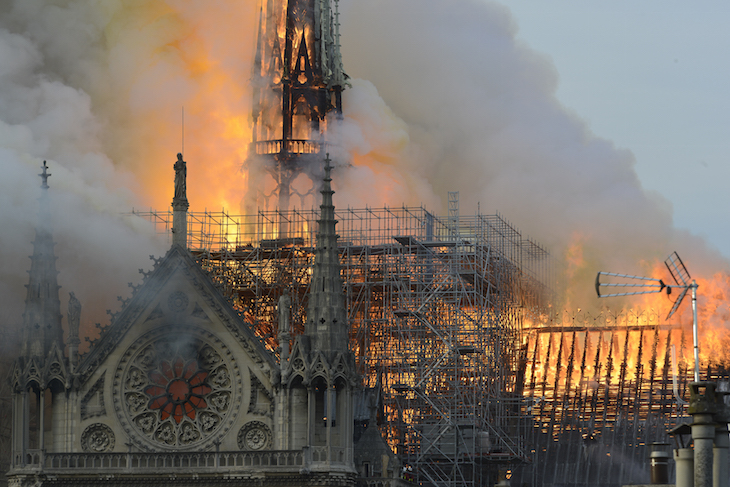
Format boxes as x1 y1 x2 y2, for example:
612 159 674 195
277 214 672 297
5 0 730 407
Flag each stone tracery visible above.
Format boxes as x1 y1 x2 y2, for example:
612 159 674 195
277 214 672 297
113 326 241 450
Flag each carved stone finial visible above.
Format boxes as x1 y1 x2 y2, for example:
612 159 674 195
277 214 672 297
278 294 292 367
39 161 51 189
323 153 332 181
172 153 189 248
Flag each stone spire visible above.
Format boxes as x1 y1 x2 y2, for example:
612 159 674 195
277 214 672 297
305 155 348 356
20 161 64 362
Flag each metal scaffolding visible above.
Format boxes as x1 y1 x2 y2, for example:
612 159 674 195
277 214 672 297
130 202 553 487
513 310 706 486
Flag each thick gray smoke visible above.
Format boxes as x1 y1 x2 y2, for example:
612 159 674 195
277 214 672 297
334 0 726 306
0 3 168 346
0 0 261 347
0 0 725 345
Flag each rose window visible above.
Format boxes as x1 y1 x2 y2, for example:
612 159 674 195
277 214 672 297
114 326 242 451
145 358 212 424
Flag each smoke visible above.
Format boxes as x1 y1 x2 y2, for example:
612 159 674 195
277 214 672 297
0 10 160 347
0 0 265 346
334 0 727 307
0 0 726 346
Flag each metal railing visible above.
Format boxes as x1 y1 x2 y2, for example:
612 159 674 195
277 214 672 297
252 139 322 155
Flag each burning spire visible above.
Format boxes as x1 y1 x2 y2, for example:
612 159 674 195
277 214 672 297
246 0 347 220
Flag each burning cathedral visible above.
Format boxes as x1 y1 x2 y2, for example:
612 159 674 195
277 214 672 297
7 1 720 487
7 2 392 487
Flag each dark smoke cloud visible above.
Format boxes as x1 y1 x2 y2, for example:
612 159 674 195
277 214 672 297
335 0 726 306
0 2 167 346
0 0 725 345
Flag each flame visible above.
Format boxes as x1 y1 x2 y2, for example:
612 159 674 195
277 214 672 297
525 255 730 437
92 2 257 213
632 261 730 366
677 271 730 365
81 1 730 416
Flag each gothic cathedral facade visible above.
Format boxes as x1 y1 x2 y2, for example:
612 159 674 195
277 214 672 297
8 159 403 487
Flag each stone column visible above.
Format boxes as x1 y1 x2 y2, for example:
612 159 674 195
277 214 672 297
172 199 189 248
22 391 29 464
38 389 45 452
714 426 729 487
713 393 730 487
307 385 314 449
690 382 720 487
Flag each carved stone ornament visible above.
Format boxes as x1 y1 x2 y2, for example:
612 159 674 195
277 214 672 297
113 325 243 451
80 376 106 420
167 291 189 313
81 423 115 452
237 421 272 451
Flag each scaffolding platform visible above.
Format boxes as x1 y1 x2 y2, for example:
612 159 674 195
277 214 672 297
130 204 553 487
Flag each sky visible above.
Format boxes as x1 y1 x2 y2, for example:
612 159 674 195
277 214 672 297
502 1 730 260
1 0 729 341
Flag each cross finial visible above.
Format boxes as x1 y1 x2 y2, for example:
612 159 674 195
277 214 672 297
39 161 51 189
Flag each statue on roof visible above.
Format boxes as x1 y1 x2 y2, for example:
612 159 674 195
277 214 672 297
68 292 81 339
174 153 187 201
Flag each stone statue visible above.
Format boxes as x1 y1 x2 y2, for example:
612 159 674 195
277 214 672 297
278 294 291 335
278 294 292 368
174 153 187 201
68 292 81 339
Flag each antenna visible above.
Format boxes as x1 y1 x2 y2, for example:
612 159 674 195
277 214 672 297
181 106 185 156
596 252 700 382
594 272 666 298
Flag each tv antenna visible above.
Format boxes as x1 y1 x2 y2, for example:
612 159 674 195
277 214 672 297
595 252 700 382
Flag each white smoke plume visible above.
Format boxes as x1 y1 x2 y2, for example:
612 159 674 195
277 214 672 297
0 0 725 348
335 0 726 307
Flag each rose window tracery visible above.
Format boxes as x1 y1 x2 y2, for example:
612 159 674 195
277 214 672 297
114 326 242 450
145 358 212 424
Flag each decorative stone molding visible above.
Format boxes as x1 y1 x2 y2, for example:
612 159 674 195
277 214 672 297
77 248 277 388
144 304 164 323
80 375 106 420
237 421 272 450
167 291 189 313
248 371 274 417
80 423 115 452
76 252 181 386
181 264 275 371
191 303 209 320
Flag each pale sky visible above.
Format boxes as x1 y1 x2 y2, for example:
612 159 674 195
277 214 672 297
501 1 730 260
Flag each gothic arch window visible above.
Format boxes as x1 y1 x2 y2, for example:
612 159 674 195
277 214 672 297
292 95 313 140
312 377 338 430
